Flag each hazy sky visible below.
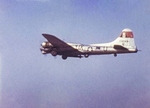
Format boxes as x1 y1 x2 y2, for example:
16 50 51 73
1 0 150 108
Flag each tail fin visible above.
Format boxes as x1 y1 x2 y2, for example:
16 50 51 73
112 28 136 48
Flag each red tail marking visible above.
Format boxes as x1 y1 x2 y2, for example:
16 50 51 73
120 31 133 38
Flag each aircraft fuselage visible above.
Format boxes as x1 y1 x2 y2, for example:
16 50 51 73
40 28 138 60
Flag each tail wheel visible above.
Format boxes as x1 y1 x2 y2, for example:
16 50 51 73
114 53 117 57
62 55 67 60
84 54 89 58
51 51 57 56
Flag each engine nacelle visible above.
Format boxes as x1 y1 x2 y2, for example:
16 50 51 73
41 42 53 48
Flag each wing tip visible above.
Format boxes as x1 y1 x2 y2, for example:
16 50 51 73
42 34 56 38
42 33 50 36
42 34 52 41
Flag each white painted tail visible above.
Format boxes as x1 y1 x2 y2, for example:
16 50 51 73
112 28 136 48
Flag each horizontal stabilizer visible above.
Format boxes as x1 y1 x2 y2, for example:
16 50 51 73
114 45 128 50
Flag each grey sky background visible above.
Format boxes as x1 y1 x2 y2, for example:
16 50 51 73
0 0 150 108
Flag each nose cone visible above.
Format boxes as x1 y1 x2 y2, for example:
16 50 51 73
41 42 46 47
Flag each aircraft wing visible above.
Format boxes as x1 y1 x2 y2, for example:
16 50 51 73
114 45 128 50
42 34 70 48
42 34 81 55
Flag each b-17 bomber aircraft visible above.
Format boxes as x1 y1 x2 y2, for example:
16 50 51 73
40 28 138 60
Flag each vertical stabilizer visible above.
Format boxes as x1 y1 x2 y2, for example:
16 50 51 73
113 28 136 48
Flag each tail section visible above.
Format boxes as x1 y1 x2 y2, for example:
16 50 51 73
112 28 136 49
